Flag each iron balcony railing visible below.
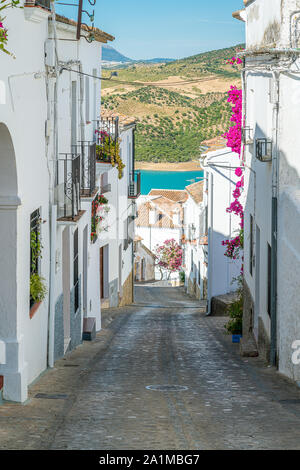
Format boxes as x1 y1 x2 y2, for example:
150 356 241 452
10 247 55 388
55 153 81 220
95 116 119 164
128 171 141 199
74 141 97 197
26 0 51 9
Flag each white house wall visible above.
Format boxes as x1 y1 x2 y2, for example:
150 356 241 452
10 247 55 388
204 149 242 306
0 7 51 401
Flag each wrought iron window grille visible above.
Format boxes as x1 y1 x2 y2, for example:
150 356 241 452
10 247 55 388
242 126 253 145
256 138 273 162
56 153 81 220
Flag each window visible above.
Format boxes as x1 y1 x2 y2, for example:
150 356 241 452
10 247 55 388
267 243 271 317
74 228 79 313
250 215 254 276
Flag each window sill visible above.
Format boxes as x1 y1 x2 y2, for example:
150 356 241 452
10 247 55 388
30 301 42 319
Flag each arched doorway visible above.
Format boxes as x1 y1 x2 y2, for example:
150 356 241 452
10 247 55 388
0 123 26 402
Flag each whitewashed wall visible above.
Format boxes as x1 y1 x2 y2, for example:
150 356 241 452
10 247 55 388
204 148 242 310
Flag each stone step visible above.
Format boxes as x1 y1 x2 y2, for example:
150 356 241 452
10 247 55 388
82 317 96 342
240 335 259 357
211 292 240 316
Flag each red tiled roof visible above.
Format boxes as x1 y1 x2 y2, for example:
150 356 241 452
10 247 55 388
148 189 188 203
185 181 204 204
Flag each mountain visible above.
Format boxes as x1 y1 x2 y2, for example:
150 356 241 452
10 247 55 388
136 58 176 64
102 45 133 63
102 46 175 65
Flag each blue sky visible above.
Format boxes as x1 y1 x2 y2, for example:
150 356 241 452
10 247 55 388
56 0 244 60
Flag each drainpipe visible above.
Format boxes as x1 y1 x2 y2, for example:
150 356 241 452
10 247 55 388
48 205 57 368
270 71 280 367
206 171 213 315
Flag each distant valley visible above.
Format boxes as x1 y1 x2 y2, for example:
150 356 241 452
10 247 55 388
101 44 243 164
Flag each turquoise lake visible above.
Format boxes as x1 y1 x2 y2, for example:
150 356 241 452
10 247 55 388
139 170 204 195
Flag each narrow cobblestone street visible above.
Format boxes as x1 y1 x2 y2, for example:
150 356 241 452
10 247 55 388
1 285 300 450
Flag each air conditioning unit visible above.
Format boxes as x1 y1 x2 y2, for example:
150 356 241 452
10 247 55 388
256 138 272 162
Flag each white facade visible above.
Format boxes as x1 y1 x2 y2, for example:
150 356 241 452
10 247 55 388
202 147 243 312
183 182 207 300
236 0 300 380
135 194 184 280
0 2 138 403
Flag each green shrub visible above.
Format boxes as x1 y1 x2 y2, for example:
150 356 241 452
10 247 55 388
30 274 47 304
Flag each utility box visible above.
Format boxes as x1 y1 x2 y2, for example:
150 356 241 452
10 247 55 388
44 39 55 67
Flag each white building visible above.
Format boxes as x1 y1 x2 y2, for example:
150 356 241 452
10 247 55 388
183 181 207 300
201 138 243 313
95 111 140 309
134 236 156 283
234 0 300 380
0 1 138 403
135 189 187 280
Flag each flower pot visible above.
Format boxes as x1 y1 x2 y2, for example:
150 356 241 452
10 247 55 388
232 334 242 344
30 301 42 319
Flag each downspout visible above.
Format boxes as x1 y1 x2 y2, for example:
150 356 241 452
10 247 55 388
206 170 213 315
270 71 280 367
48 0 59 368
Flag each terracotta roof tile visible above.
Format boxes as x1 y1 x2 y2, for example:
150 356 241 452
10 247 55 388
185 181 204 204
148 189 188 203
55 14 115 44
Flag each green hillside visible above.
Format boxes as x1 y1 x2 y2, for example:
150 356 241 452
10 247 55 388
101 44 243 162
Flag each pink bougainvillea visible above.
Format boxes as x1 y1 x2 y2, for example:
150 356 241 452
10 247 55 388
154 239 183 279
222 63 244 264
0 1 21 57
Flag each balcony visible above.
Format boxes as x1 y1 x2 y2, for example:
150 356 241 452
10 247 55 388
256 138 272 162
25 0 50 8
128 171 141 199
75 141 97 198
95 116 119 164
55 153 82 221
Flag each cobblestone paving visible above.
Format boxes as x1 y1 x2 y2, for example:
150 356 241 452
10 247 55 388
1 285 300 450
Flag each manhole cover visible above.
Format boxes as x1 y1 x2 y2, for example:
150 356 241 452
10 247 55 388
146 385 188 392
34 393 68 400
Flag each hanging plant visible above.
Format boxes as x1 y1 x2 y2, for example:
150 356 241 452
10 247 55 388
91 194 109 242
95 130 125 179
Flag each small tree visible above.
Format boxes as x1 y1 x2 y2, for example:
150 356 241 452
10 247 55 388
154 239 183 280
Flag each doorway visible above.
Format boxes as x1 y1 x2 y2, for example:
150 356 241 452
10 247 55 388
254 224 260 340
62 227 71 353
83 225 88 318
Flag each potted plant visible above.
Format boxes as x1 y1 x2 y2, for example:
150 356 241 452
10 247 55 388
225 294 243 343
30 273 47 317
